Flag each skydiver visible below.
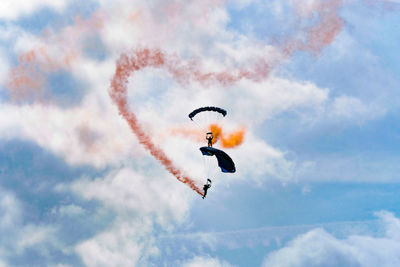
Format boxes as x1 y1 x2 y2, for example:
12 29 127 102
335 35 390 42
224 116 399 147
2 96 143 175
206 132 213 147
202 179 212 199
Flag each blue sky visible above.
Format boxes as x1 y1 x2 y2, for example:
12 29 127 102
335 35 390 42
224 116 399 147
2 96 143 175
1 0 400 266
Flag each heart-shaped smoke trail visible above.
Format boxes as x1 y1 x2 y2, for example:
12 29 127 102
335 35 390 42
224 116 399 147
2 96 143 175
109 48 270 195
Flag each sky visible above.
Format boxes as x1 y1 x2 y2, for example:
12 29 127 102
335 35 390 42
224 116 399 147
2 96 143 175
0 0 400 266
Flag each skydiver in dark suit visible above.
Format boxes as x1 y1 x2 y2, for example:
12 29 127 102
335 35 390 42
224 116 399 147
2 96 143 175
206 132 213 147
202 179 212 199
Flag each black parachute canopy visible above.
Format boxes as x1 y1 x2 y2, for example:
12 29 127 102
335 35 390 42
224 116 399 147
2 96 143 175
188 106 227 120
200 146 236 173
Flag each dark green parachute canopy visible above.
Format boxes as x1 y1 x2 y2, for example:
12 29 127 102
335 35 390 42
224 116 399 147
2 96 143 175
200 146 236 173
188 106 227 121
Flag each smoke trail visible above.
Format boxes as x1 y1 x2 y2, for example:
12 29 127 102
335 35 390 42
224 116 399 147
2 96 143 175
304 0 344 55
109 49 205 195
282 0 344 56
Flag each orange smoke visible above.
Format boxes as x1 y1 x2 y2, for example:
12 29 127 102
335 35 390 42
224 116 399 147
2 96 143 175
168 124 245 149
221 128 245 148
209 124 245 148
209 124 222 145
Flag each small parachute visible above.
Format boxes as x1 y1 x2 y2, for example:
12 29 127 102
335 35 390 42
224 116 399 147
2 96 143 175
200 146 236 173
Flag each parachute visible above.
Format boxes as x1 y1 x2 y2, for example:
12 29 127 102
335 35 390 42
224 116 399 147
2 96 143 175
188 106 227 121
200 146 236 173
188 106 227 130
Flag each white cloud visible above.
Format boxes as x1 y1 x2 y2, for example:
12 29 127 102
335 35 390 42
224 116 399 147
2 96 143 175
0 188 21 232
183 256 236 267
263 211 400 267
16 225 58 254
377 0 400 3
289 0 320 17
225 77 328 125
330 95 386 122
0 97 140 168
0 49 9 86
76 220 156 267
230 132 295 183
0 0 68 20
71 167 193 225
70 167 195 265
52 204 85 217
0 187 60 263
97 0 230 55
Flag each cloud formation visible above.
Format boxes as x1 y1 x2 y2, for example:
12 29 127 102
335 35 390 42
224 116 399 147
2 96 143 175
0 187 61 265
70 167 193 266
263 211 400 267
0 0 68 20
183 256 235 267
